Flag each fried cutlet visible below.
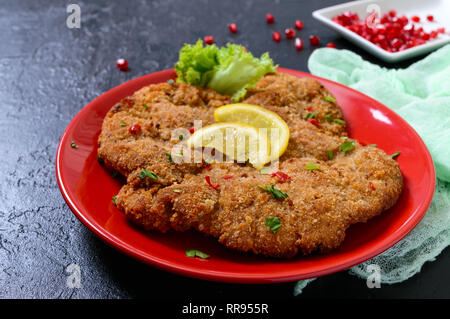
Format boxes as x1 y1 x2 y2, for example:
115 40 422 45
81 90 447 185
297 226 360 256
97 73 403 258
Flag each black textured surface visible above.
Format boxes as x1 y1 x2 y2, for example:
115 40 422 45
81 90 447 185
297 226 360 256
1 0 449 299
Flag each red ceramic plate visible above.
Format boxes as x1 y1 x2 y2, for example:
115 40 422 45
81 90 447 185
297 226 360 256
56 68 435 283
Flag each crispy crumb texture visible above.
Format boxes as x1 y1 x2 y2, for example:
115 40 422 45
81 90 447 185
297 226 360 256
97 73 403 258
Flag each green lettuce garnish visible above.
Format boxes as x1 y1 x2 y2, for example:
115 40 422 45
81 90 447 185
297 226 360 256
175 40 277 101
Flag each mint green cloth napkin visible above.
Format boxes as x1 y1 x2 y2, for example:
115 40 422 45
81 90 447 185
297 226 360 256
294 45 450 294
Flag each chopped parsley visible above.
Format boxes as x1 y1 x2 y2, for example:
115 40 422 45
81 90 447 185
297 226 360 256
327 150 334 160
305 113 316 119
306 162 321 170
324 95 336 103
143 104 148 110
325 113 333 122
258 184 289 199
332 118 346 125
390 151 401 159
173 189 182 193
165 153 173 163
120 120 126 127
70 141 78 149
340 140 355 154
138 169 158 180
178 134 184 140
185 249 209 259
112 195 117 205
265 217 281 232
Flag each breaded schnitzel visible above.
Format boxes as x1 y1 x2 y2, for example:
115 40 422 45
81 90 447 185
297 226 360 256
97 73 403 258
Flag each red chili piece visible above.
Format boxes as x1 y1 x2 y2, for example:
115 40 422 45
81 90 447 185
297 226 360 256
326 42 336 48
222 175 233 180
270 171 291 183
369 182 376 190
204 35 214 44
285 28 295 39
266 13 275 24
205 176 219 190
129 124 142 134
116 59 128 71
294 20 304 30
228 23 238 33
307 118 320 126
204 164 212 171
272 31 281 42
306 106 313 111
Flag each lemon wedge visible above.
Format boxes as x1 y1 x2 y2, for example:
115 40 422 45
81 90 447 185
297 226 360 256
214 103 290 162
186 122 270 169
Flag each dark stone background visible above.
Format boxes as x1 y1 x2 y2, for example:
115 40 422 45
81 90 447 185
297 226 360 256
1 0 449 299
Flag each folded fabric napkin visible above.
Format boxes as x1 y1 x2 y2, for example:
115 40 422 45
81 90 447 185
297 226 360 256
294 45 450 295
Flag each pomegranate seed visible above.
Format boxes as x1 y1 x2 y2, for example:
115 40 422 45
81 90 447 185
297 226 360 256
295 38 304 50
129 124 142 134
411 15 420 23
326 42 336 48
116 58 129 71
309 35 320 46
427 15 434 22
272 31 281 42
228 23 238 33
388 10 397 18
294 20 304 30
430 31 438 38
285 28 295 39
437 27 445 33
189 128 195 134
204 35 214 45
266 13 275 24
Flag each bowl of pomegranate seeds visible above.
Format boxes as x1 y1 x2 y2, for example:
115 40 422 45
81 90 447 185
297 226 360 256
313 0 450 62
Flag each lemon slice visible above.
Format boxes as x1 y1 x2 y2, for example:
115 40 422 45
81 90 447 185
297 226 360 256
186 122 270 169
214 103 289 162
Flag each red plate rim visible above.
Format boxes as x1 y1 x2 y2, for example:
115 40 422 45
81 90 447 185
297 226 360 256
56 68 435 283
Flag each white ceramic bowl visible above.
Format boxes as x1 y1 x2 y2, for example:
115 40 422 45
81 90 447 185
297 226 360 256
313 0 450 62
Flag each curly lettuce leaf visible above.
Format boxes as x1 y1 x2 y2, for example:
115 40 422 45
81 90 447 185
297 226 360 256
174 40 219 87
175 40 277 101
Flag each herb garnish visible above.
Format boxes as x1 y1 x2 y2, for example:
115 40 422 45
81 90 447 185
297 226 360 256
324 96 336 103
390 151 401 159
332 118 346 125
306 162 321 170
258 184 289 199
178 134 184 140
340 140 355 154
112 195 117 205
305 113 316 119
367 144 377 147
138 169 158 180
165 153 173 163
325 113 333 122
70 141 78 149
327 150 334 160
265 217 281 232
185 249 209 259
143 104 148 110
120 120 126 127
